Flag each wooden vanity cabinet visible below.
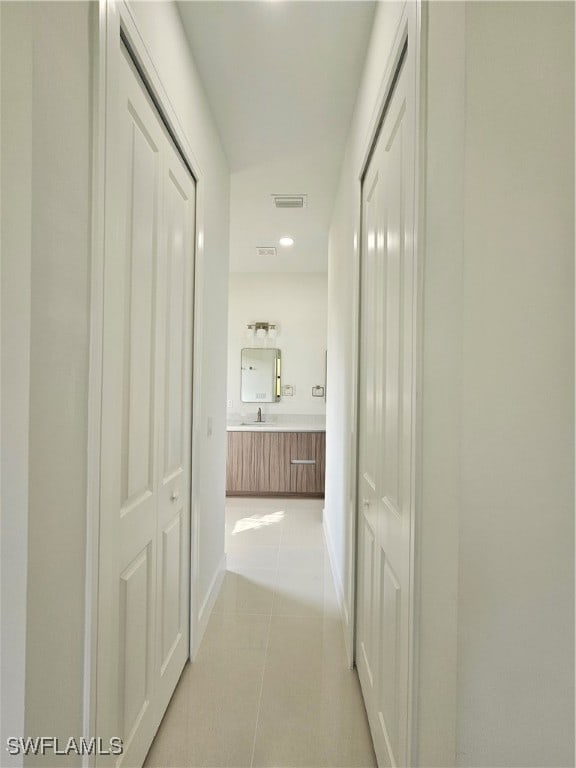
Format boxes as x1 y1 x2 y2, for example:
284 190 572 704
226 431 325 497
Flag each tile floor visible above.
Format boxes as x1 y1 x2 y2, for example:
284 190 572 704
144 497 376 768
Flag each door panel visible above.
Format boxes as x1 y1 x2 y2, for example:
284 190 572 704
358 519 377 688
97 41 195 768
123 115 158 504
117 106 160 754
379 556 401 760
162 169 189 480
160 510 183 670
382 106 404 518
120 545 152 742
360 168 381 494
356 52 415 768
155 138 195 713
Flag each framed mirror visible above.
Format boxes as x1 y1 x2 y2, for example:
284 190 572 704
241 348 281 402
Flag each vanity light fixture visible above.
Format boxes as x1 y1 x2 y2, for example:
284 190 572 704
245 321 279 339
279 236 294 247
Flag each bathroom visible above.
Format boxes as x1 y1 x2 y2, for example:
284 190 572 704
226 271 327 495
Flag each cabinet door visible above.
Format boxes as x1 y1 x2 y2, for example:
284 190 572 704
227 432 290 492
266 432 291 492
227 431 262 492
289 432 325 494
226 432 243 492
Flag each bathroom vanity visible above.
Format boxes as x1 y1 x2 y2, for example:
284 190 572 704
226 421 325 497
229 347 325 496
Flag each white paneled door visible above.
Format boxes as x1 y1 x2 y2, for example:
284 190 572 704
356 49 416 768
97 42 195 767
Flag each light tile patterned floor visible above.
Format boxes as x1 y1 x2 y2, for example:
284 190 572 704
144 497 376 768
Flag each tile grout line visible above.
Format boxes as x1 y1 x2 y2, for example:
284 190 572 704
248 507 284 768
248 604 272 768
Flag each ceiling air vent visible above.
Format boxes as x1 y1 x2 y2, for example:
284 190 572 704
272 194 307 209
256 246 277 257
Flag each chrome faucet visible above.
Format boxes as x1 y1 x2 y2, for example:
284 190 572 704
256 407 262 422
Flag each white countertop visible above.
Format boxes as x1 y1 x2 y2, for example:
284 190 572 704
227 414 325 432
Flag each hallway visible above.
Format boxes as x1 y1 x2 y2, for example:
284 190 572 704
144 498 376 768
2 4 573 767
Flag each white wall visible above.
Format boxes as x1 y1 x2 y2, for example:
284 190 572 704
0 0 230 758
0 4 93 763
25 4 93 757
415 4 574 764
129 0 230 656
455 3 574 765
328 1 573 766
227 272 327 418
0 4 33 763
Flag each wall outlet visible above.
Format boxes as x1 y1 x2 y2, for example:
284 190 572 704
227 400 233 408
312 385 325 397
282 384 294 397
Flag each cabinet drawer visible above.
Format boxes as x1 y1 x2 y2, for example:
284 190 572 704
288 432 325 494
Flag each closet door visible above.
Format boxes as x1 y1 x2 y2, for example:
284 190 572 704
356 51 415 768
154 112 195 726
97 43 194 768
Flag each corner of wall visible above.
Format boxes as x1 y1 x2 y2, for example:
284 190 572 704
413 3 466 766
322 510 353 666
192 552 227 660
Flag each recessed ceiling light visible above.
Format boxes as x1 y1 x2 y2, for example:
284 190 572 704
279 236 294 247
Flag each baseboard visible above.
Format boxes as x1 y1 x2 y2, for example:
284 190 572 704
322 514 354 667
191 552 226 659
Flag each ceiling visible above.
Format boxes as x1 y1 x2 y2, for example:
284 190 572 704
177 1 376 272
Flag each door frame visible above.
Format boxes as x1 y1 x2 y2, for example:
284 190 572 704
84 1 205 759
351 2 424 764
